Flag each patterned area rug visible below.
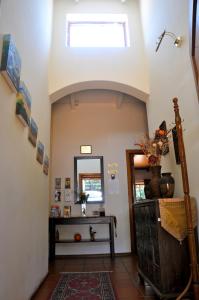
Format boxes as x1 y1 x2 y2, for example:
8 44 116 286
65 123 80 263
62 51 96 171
50 272 116 300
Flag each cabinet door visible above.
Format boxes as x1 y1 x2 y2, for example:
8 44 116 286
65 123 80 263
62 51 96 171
135 202 161 288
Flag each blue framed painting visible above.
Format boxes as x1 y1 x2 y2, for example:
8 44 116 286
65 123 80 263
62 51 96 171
36 141 44 165
18 81 32 115
0 34 21 92
28 118 38 147
43 155 49 175
16 82 32 126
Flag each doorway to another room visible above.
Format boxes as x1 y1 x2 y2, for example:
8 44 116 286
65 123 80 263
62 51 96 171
126 150 152 253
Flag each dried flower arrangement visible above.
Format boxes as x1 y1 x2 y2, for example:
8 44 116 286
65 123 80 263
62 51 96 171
135 128 171 166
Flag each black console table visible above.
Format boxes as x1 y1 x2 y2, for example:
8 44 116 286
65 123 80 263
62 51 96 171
49 216 115 260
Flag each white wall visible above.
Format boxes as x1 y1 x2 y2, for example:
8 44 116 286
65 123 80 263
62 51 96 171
139 0 199 218
51 90 148 254
0 0 52 299
49 0 149 99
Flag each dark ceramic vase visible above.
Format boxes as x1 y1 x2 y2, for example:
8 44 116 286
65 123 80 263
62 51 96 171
160 172 175 198
144 179 152 199
150 165 161 198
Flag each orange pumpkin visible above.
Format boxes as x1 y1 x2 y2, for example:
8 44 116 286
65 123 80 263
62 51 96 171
74 233 81 242
158 129 166 136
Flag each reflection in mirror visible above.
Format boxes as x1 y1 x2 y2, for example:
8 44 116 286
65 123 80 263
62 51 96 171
74 156 104 204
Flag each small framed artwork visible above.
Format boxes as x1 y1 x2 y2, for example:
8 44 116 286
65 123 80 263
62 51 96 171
16 81 32 127
55 177 61 189
43 155 49 175
80 145 92 154
54 189 62 202
0 34 21 92
64 189 71 202
36 141 44 164
28 118 38 147
65 177 71 189
18 81 32 116
16 101 30 126
63 205 71 218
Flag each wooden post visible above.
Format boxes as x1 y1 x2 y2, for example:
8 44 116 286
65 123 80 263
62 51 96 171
173 98 199 299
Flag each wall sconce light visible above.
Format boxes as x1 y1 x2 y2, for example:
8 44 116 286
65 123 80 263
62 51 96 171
108 163 119 180
156 30 182 52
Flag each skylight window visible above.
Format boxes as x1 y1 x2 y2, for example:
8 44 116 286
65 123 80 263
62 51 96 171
66 14 130 47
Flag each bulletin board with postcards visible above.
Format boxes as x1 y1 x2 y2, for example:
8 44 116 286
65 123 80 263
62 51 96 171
50 177 72 218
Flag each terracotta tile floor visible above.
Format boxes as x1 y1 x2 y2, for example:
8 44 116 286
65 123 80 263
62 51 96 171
31 255 157 300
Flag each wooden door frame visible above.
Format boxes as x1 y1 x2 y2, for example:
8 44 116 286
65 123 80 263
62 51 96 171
126 149 143 253
189 0 199 98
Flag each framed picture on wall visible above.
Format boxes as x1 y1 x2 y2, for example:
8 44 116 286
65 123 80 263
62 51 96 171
80 145 92 154
65 177 71 189
16 82 32 127
64 189 71 202
28 118 38 147
16 101 30 126
54 189 62 202
0 34 21 92
63 205 71 217
17 81 31 114
55 177 61 189
36 141 44 164
43 155 49 175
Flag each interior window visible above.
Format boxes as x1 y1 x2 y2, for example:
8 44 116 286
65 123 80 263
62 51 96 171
66 13 130 47
79 173 102 202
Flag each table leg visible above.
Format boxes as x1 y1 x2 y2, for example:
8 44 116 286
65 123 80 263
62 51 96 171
49 219 55 260
109 218 115 258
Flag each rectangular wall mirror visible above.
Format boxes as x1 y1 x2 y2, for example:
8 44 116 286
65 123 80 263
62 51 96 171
74 156 104 204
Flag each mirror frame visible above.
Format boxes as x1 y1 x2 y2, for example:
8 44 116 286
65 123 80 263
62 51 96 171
74 156 105 204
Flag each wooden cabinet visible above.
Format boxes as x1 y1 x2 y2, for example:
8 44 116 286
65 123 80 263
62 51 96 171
134 199 190 299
